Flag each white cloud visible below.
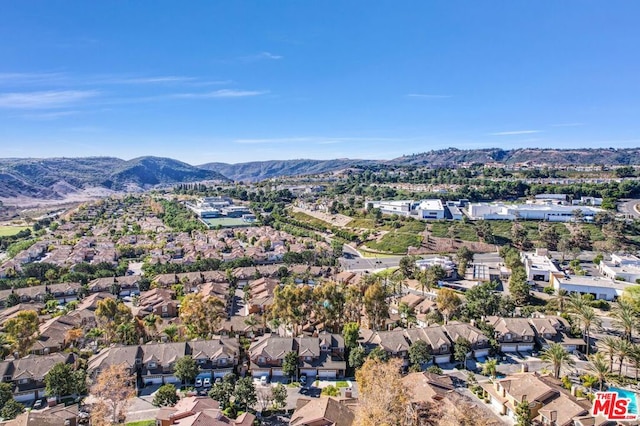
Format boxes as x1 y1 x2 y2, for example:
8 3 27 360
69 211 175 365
490 130 541 136
406 94 452 99
237 52 283 62
0 90 99 109
20 110 81 120
172 89 268 99
0 72 68 86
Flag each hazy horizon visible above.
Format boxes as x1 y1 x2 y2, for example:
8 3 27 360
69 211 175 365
1 2 639 164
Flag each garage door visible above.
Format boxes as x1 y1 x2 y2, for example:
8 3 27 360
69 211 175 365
300 369 317 377
475 349 490 358
271 369 284 377
434 355 451 364
144 376 163 385
164 375 180 384
251 369 269 378
213 369 233 379
318 370 336 379
14 392 36 403
517 344 534 352
501 344 517 353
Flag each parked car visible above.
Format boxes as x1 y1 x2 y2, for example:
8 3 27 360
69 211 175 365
33 399 44 410
260 375 269 386
573 350 587 361
215 377 222 384
195 378 203 387
203 377 211 387
299 375 307 385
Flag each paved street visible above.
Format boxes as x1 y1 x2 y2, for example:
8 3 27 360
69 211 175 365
618 198 640 218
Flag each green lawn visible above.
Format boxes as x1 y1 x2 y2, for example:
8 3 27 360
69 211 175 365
365 232 422 254
581 223 605 241
347 218 376 229
126 421 155 426
335 381 349 388
290 211 333 229
0 226 30 237
397 221 427 234
429 221 478 242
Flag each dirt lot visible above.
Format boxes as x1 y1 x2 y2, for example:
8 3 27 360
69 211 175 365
291 207 353 228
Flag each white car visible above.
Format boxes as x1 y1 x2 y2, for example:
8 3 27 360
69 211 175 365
260 376 269 386
195 378 203 387
203 377 211 387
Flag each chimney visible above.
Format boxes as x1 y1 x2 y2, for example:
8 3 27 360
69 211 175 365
521 363 529 373
549 410 557 422
521 394 527 403
571 385 578 397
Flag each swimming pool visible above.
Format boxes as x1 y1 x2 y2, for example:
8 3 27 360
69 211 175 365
608 387 639 415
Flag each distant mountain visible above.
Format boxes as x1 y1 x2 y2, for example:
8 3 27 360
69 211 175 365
390 147 640 167
199 159 375 181
0 156 228 200
106 156 228 189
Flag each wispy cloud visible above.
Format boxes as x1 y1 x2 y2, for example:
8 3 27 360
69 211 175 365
490 130 542 136
0 90 100 109
236 52 283 63
406 94 452 99
20 110 81 120
172 89 268 99
100 76 197 85
551 122 585 127
0 72 68 86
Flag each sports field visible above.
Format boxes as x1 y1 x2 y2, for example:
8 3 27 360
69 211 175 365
202 217 253 228
0 226 30 237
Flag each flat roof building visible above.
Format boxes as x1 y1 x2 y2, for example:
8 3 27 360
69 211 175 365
466 203 602 222
551 273 633 301
521 250 560 282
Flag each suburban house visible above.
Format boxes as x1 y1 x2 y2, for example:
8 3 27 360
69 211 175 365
298 333 347 380
189 337 240 380
479 373 600 425
30 314 82 355
528 316 586 353
0 353 76 403
88 345 143 379
248 333 346 380
140 342 187 386
486 317 536 353
406 326 453 364
442 322 491 359
137 288 178 318
248 335 295 379
244 277 279 316
156 396 255 426
290 397 355 426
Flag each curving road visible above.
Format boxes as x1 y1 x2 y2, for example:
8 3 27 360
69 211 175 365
618 199 640 218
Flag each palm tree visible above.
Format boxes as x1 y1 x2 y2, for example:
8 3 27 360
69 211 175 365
567 293 588 314
573 305 601 356
599 336 619 373
244 314 259 336
540 343 575 379
611 300 638 342
615 338 633 377
143 314 160 341
164 324 179 342
553 288 569 314
481 358 498 379
588 353 610 391
628 344 640 381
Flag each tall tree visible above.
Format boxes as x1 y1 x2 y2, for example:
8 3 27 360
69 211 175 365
342 322 360 350
599 336 619 373
233 377 257 411
453 338 472 370
282 351 299 382
3 310 39 356
540 343 575 379
611 300 638 342
45 362 84 401
571 305 600 356
408 340 431 370
153 384 178 407
95 299 134 343
179 293 225 338
481 358 498 379
90 363 136 425
588 353 610 391
363 282 389 330
515 398 532 426
174 356 199 385
436 288 461 324
354 358 411 426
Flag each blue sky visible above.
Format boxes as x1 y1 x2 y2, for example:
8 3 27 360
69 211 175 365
1 1 639 164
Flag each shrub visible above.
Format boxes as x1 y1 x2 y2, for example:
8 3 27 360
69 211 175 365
543 287 555 295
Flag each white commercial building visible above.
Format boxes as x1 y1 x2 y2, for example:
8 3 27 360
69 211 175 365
551 274 633 301
466 203 602 222
521 250 560 282
415 256 456 278
599 253 640 283
369 199 445 220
